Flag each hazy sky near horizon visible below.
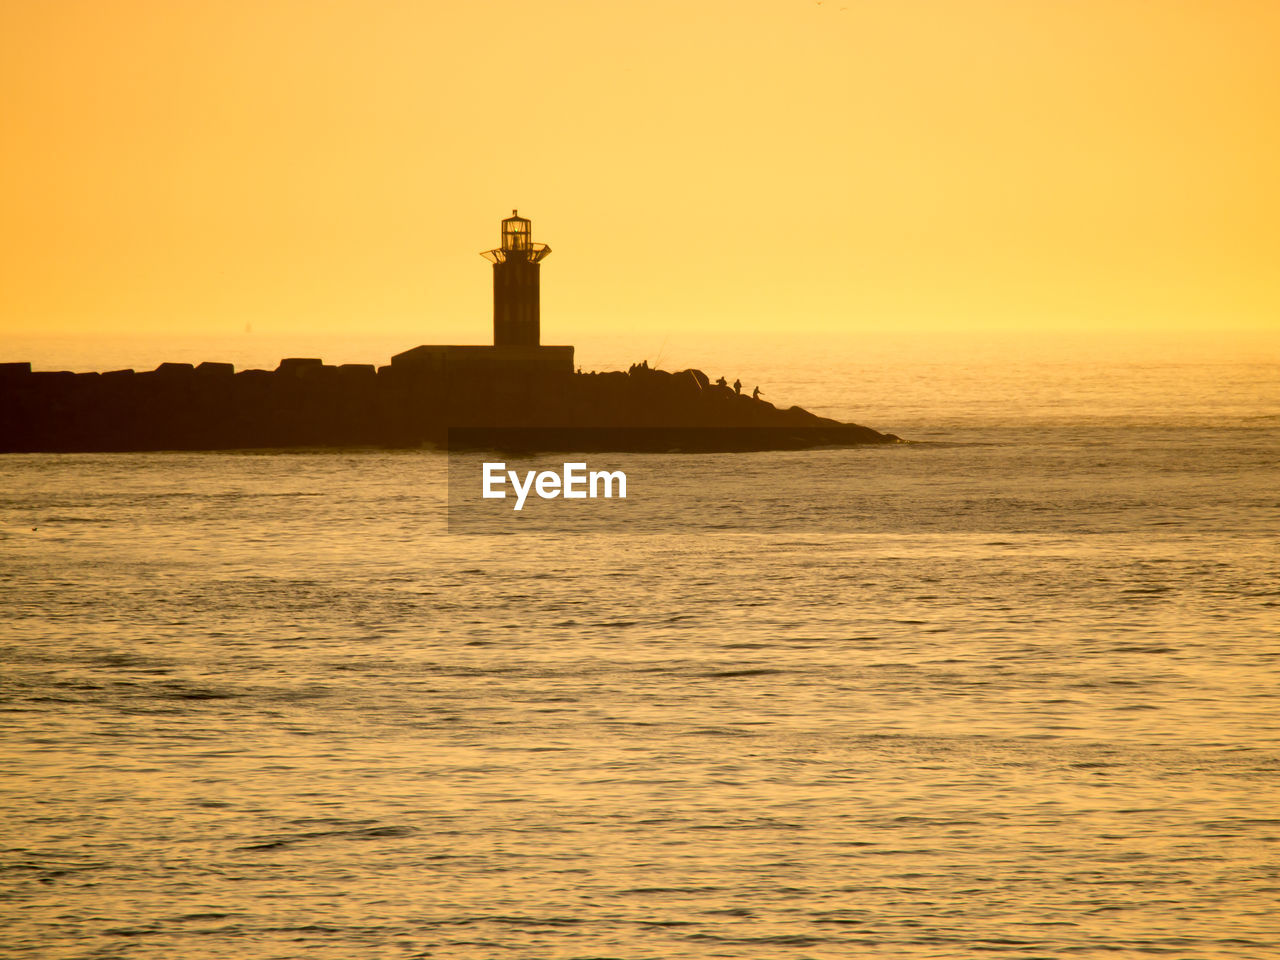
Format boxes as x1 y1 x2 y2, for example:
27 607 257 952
1 0 1277 348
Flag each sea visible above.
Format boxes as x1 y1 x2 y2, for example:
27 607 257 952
2 332 1278 958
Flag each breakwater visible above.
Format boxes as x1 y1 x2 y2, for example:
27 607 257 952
0 357 899 452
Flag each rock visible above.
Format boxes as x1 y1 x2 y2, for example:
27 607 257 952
682 368 710 390
196 362 235 377
297 363 339 381
277 357 324 375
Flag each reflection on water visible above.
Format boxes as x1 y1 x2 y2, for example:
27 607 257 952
1 362 1278 958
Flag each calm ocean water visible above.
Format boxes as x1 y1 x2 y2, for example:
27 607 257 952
2 348 1278 958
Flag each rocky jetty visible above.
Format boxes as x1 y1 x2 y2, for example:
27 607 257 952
0 358 900 452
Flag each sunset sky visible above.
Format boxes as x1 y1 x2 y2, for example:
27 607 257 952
1 0 1277 349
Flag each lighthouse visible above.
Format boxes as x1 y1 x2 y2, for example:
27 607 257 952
481 210 551 347
388 211 571 379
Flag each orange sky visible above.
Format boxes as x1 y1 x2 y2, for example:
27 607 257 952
1 0 1277 348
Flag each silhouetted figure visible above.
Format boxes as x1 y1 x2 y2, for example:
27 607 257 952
733 378 742 394
752 385 762 400
715 376 727 388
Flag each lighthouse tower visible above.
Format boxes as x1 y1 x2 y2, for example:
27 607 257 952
481 210 552 347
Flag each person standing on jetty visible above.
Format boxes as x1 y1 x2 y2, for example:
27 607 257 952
733 378 742 394
752 385 763 400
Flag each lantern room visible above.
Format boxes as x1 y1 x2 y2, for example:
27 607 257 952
503 212 530 253
483 209 551 265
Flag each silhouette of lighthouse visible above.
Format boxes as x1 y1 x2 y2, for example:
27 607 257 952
481 210 551 347
388 211 571 377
